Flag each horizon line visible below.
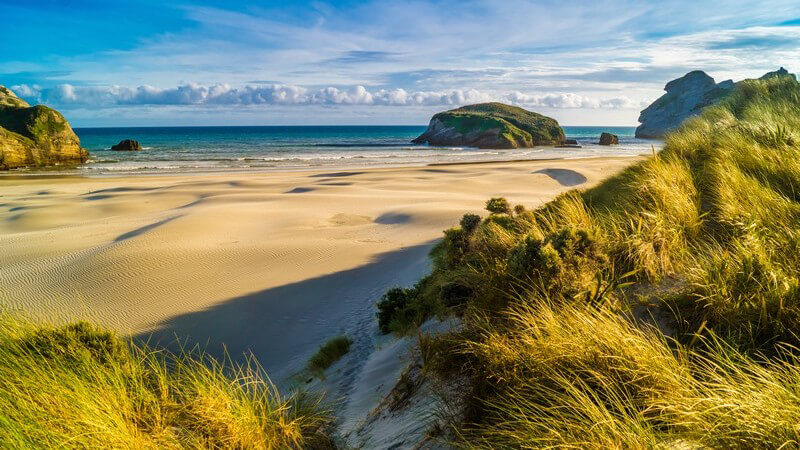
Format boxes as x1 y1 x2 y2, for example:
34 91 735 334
72 124 639 129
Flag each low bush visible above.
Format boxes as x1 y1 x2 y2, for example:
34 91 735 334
377 286 417 333
459 213 481 233
485 197 510 214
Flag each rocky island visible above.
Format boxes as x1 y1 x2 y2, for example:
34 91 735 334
0 86 87 170
636 67 795 138
112 139 142 151
412 102 565 149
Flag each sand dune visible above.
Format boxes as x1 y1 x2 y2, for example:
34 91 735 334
0 157 639 383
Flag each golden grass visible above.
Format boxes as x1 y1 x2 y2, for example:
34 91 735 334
383 75 800 447
0 317 333 449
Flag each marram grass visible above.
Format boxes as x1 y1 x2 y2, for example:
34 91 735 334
384 75 800 448
308 335 352 376
0 317 334 449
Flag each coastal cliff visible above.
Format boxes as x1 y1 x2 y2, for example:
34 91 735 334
412 102 565 149
636 67 796 138
0 86 87 170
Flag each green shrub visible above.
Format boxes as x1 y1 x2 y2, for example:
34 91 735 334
507 227 607 297
507 236 563 284
440 282 474 307
377 287 416 334
482 213 518 232
459 213 481 233
432 227 470 269
485 197 511 214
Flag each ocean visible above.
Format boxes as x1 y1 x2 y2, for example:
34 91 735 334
37 126 659 175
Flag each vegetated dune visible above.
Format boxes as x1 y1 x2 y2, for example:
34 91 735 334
0 317 335 448
383 75 800 447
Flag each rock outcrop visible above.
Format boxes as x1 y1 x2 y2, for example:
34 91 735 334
635 71 734 138
111 139 142 151
412 102 565 149
0 86 88 170
760 67 796 81
598 132 618 145
636 67 795 138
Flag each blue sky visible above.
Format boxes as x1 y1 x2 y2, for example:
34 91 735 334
3 0 800 126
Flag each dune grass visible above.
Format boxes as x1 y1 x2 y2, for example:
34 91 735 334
380 75 800 447
308 335 353 376
0 317 334 449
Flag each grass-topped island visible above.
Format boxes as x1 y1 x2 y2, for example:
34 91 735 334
412 102 566 149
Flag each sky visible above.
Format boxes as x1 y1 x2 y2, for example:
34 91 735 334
2 0 800 127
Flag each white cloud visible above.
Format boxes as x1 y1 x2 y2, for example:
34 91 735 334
10 82 645 110
505 91 647 109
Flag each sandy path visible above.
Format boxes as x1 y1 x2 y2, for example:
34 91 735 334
0 157 639 383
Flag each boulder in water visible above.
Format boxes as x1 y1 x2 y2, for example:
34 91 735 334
598 132 618 145
111 139 142 151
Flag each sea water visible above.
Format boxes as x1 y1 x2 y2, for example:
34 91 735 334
16 126 660 175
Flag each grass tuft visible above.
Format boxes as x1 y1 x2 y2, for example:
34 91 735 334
308 335 353 376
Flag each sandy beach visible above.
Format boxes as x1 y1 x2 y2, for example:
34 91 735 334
0 157 639 383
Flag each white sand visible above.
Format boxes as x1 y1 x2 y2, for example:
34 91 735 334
0 157 639 384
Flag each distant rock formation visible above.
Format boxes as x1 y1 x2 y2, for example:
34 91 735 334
636 67 795 138
760 67 796 81
635 71 734 138
598 132 618 145
556 139 581 148
0 86 88 170
412 102 565 149
111 139 142 151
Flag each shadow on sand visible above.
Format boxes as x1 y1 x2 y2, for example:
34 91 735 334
135 241 435 384
533 168 588 187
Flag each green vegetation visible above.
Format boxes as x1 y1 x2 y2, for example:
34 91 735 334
0 85 87 169
0 316 334 448
439 102 565 145
0 86 30 109
308 335 353 376
383 75 800 447
1 105 70 143
484 197 510 214
413 102 565 148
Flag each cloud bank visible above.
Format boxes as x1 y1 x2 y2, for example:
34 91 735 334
11 83 645 110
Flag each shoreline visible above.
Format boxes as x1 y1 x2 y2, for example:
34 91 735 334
0 153 644 180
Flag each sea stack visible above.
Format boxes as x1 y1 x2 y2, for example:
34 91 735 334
0 85 88 170
636 67 795 138
635 71 733 138
412 102 565 149
598 132 618 145
111 139 142 151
